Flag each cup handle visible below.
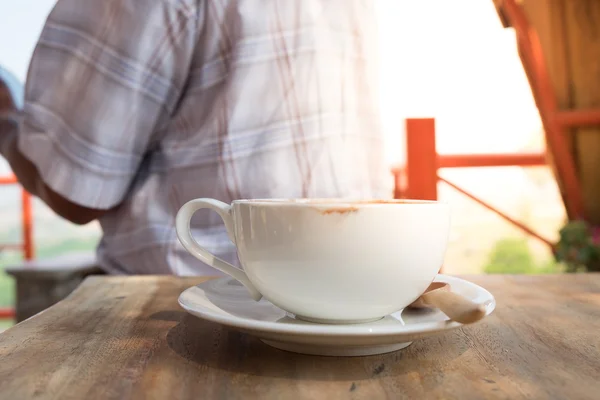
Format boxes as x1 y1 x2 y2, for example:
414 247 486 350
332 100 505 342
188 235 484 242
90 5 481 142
175 198 262 301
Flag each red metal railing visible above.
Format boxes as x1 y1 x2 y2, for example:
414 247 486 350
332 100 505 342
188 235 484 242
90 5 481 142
0 174 33 320
394 0 600 249
395 118 554 248
0 174 33 259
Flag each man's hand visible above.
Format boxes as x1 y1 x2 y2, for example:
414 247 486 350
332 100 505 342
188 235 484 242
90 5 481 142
0 80 14 111
0 75 17 138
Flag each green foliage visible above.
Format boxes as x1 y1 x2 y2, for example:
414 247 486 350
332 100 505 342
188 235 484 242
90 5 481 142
0 319 14 331
484 237 561 274
0 271 14 308
36 237 99 259
555 220 600 272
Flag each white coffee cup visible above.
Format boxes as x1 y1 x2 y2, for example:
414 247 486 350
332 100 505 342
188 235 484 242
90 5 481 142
176 198 450 324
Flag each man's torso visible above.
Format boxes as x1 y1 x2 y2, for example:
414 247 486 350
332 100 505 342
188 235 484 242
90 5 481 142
97 0 391 275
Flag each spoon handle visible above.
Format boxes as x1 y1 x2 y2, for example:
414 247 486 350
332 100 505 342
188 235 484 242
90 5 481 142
422 290 487 324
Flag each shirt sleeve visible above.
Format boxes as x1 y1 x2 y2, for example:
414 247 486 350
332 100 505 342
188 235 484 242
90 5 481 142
18 0 197 209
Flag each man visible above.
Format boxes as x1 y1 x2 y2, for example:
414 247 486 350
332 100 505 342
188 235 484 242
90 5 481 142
0 0 391 276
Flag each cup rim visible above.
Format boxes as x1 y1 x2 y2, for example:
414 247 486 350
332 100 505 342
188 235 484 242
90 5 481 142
232 198 446 207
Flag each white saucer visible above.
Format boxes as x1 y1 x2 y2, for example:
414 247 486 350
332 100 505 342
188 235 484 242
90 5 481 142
178 275 496 357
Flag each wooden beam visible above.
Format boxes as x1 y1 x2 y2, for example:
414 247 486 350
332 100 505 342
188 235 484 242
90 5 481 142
505 0 585 220
555 109 600 127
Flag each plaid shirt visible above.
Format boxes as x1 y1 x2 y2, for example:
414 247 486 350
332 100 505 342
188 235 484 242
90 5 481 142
13 0 391 275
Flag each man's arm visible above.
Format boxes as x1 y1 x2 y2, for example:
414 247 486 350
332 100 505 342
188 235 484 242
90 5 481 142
1 78 105 224
1 131 106 225
0 0 196 225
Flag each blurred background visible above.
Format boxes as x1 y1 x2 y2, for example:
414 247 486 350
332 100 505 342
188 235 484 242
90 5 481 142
3 0 599 329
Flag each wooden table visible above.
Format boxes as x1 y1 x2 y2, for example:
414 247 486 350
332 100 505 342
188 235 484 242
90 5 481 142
0 275 599 399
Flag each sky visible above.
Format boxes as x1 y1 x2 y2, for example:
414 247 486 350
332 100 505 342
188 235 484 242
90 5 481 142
375 0 543 163
0 0 55 176
0 0 56 81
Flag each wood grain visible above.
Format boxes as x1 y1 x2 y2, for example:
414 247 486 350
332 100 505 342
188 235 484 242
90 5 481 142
1 275 599 399
520 0 600 223
563 0 600 223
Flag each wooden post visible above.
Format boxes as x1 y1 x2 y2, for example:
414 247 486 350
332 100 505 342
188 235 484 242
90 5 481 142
405 118 438 200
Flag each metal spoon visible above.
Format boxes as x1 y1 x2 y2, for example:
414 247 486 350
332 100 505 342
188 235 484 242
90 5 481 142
409 282 487 324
